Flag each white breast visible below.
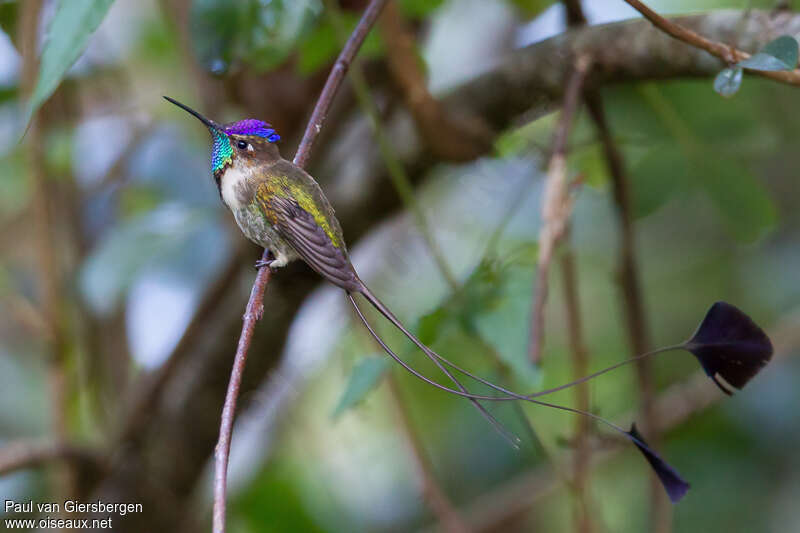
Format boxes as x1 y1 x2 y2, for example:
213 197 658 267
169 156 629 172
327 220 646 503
221 166 248 210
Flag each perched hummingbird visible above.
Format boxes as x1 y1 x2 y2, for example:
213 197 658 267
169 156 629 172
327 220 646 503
166 97 774 503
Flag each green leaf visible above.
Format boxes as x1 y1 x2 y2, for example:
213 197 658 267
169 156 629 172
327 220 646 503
737 36 798 71
297 19 340 75
297 14 383 75
331 357 389 418
570 143 609 189
629 145 688 218
27 0 115 122
192 0 321 74
246 0 322 71
417 306 449 346
398 0 445 18
713 67 743 97
0 1 19 39
506 0 557 19
762 35 799 66
696 158 777 242
0 151 29 217
737 53 791 72
414 259 511 372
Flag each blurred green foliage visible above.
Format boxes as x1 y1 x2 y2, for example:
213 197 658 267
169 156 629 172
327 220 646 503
331 355 390 418
27 0 115 121
2 1 800 532
191 0 323 73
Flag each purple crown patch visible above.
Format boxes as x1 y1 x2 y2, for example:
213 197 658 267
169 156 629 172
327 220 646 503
224 119 280 143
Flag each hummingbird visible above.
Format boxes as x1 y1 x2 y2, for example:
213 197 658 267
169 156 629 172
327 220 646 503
165 96 774 503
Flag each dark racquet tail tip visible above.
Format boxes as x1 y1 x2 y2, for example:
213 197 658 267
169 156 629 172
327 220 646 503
627 424 690 503
685 302 773 394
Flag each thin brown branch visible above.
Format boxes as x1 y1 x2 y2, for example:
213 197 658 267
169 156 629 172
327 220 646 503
563 0 587 26
583 90 669 532
387 375 471 533
455 314 800 533
528 55 592 365
19 0 76 503
212 2 389 532
559 236 595 533
378 0 491 161
0 440 100 477
563 0 665 527
624 0 800 86
558 7 595 527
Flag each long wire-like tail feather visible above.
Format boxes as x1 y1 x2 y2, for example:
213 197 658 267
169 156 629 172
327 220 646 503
360 283 681 401
349 285 689 501
346 292 520 447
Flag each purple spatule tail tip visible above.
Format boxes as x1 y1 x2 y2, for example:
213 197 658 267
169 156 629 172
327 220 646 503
628 424 690 503
685 301 773 394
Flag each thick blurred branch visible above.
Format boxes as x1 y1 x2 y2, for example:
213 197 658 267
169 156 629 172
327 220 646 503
378 0 491 161
449 10 800 130
0 440 100 478
116 248 247 447
528 55 590 364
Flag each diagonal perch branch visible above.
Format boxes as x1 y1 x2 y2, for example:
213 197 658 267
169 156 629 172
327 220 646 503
211 1 389 532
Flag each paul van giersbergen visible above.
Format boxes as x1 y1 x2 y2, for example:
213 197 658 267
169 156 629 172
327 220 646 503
4 499 142 515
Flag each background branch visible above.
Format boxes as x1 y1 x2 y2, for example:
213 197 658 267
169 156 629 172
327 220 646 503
378 0 491 161
528 55 591 364
0 440 100 478
559 233 596 533
387 375 471 533
560 1 667 529
584 90 669 532
19 0 76 504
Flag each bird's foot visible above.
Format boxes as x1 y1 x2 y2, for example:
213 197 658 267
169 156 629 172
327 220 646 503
254 258 274 270
255 303 264 321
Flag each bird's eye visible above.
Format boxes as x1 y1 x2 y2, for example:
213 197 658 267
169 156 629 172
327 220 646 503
237 140 248 150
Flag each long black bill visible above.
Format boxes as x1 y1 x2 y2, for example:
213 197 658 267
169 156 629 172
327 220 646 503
163 96 220 130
